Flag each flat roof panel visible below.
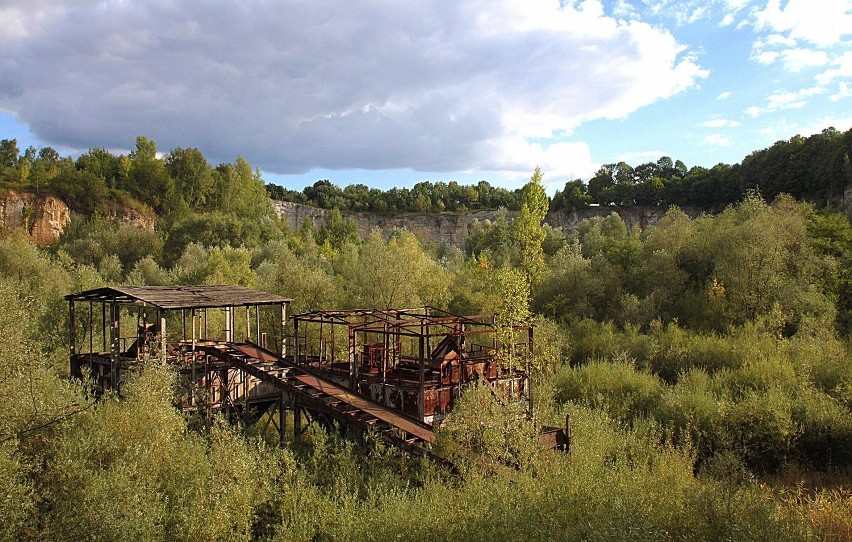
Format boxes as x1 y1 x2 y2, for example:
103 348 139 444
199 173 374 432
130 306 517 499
65 285 292 310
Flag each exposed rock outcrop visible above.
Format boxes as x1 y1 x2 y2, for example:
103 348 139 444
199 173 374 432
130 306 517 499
0 190 71 245
97 201 158 231
1 190 157 245
273 200 701 247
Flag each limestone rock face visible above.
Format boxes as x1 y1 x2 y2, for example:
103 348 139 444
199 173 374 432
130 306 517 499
97 202 157 231
273 200 699 247
0 190 71 245
0 190 157 245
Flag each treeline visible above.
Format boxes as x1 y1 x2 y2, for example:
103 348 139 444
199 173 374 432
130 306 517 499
0 136 271 221
552 127 852 211
2 127 851 219
267 127 852 214
267 179 522 213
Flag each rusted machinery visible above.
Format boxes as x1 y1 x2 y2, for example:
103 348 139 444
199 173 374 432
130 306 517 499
291 308 532 424
65 286 570 463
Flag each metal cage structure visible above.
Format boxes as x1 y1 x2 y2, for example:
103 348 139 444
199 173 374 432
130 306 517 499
65 285 291 410
291 307 533 424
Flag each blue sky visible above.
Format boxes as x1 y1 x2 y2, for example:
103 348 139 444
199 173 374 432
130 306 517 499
0 0 849 194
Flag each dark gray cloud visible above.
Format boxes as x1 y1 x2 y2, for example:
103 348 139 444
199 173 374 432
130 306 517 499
0 0 706 176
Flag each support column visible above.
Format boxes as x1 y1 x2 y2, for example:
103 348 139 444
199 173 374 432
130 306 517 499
348 327 358 390
293 317 299 364
294 407 302 443
110 302 120 391
68 300 76 376
160 312 167 363
224 306 233 343
280 303 287 356
278 392 286 447
255 305 260 345
527 325 534 419
418 332 425 421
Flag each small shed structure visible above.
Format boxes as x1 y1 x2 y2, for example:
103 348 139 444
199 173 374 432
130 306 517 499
65 285 291 397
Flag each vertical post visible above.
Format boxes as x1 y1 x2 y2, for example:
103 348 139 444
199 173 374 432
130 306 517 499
527 325 534 419
278 392 286 447
319 318 324 366
280 303 287 357
382 324 388 405
160 312 167 363
181 309 186 342
348 326 358 391
135 307 141 361
191 309 196 407
294 407 301 444
68 300 76 375
245 306 250 342
109 302 120 391
293 317 299 364
102 303 107 352
88 302 93 357
418 331 425 421
224 306 232 343
204 308 208 340
255 304 260 345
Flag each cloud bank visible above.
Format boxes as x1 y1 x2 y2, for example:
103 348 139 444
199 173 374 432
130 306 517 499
0 0 706 178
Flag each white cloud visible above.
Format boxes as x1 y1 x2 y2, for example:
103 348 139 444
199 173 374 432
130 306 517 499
612 0 639 20
758 117 852 142
746 86 827 117
753 50 780 64
753 0 852 48
716 91 732 100
778 48 829 72
492 139 596 188
816 51 852 84
797 116 852 135
831 81 851 101
701 118 741 128
0 0 708 176
745 106 764 118
703 133 732 146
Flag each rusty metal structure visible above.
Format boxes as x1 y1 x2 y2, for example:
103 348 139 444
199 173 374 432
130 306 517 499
291 307 532 424
66 285 569 465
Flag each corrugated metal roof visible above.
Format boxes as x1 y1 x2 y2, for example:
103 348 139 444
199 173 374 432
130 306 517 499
65 285 292 310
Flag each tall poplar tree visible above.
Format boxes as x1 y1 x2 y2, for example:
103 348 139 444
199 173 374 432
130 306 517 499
512 167 549 283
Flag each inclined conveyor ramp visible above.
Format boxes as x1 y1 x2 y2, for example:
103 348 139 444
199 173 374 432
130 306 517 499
199 342 445 463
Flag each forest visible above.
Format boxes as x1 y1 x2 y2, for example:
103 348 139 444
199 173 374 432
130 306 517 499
0 132 851 540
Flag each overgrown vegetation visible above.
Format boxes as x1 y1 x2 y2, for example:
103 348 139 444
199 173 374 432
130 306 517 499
0 136 850 540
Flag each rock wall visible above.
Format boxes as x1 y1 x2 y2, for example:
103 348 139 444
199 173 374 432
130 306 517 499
844 184 852 221
0 190 157 245
0 190 71 245
97 201 158 231
273 200 701 247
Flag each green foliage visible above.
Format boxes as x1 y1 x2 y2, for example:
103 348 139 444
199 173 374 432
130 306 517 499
343 230 450 309
255 241 342 314
436 384 540 470
58 214 164 273
316 208 359 252
270 178 522 213
2 139 852 540
511 167 548 283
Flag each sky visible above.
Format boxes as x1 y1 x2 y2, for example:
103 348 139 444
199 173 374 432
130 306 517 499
0 0 850 193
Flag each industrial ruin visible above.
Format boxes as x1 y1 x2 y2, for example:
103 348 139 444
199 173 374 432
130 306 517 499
66 285 569 465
